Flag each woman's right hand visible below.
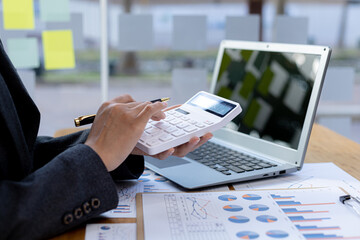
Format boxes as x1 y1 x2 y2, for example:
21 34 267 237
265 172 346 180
85 94 168 171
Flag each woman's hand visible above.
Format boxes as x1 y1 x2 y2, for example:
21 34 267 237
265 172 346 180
85 95 168 171
132 103 213 160
131 132 213 160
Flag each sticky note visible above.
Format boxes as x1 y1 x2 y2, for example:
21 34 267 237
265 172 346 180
225 15 260 41
273 16 308 44
42 30 75 70
39 0 70 22
118 14 154 51
2 0 35 29
7 38 39 69
45 13 85 50
172 15 207 51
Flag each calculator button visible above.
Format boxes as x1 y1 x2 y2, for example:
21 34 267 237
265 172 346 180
177 122 190 129
181 116 190 121
184 125 198 132
145 127 161 135
140 133 151 142
167 110 176 115
204 120 214 125
159 134 174 142
169 119 182 125
153 121 170 130
171 130 185 137
195 123 205 128
146 139 161 147
188 120 197 125
173 112 182 117
164 126 178 133
164 116 175 122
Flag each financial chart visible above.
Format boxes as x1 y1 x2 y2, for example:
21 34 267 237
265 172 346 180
142 188 360 240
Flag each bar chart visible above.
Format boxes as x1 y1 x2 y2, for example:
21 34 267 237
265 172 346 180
271 188 360 239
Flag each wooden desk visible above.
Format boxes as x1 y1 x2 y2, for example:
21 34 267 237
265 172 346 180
51 124 360 240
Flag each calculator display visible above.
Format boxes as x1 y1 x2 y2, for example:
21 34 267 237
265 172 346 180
188 93 236 117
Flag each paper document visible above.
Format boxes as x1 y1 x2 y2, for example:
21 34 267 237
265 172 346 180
102 169 229 218
85 223 136 240
234 163 360 198
141 188 360 240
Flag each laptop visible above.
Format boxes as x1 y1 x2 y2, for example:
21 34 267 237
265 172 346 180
145 40 331 189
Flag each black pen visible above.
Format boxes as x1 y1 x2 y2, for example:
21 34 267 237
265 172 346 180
74 97 170 127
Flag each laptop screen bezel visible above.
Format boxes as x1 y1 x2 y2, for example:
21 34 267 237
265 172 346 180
210 40 331 168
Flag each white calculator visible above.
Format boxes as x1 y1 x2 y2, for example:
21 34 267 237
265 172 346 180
136 91 242 155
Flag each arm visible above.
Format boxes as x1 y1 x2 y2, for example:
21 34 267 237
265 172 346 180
0 144 118 240
34 129 145 181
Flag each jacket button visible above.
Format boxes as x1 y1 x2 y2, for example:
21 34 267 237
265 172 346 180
74 207 83 219
91 198 101 209
83 201 91 214
63 213 74 225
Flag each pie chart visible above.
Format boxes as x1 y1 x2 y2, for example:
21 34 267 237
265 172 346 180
154 177 167 182
223 205 243 212
242 194 262 201
218 194 237 201
228 215 250 223
256 215 278 223
138 178 150 182
236 231 259 239
249 204 269 211
266 230 289 238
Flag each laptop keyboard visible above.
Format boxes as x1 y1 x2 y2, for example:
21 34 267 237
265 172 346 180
186 142 278 175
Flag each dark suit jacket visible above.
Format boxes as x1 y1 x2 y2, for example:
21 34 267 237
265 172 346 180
0 40 144 239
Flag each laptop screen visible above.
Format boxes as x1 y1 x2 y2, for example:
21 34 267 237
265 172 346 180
214 48 321 150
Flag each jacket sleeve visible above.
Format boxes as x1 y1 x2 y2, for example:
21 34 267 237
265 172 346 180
0 131 144 239
34 129 145 180
0 144 119 240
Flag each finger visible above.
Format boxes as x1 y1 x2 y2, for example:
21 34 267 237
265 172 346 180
151 111 166 121
127 101 149 108
112 94 135 103
193 133 213 149
172 133 213 157
137 102 168 122
164 104 182 112
172 137 201 158
152 148 175 160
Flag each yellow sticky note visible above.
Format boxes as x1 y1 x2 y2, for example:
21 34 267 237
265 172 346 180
2 0 35 29
42 30 76 70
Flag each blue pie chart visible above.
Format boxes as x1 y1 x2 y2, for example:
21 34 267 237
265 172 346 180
256 215 278 223
141 172 151 177
218 194 237 201
138 178 150 182
223 205 243 212
236 231 259 239
242 194 262 201
266 230 289 238
100 226 111 230
155 177 167 182
228 216 250 223
249 204 269 211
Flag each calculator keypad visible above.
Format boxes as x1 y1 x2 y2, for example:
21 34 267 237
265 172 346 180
141 109 213 148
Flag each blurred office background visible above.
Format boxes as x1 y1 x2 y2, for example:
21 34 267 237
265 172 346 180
1 0 360 143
